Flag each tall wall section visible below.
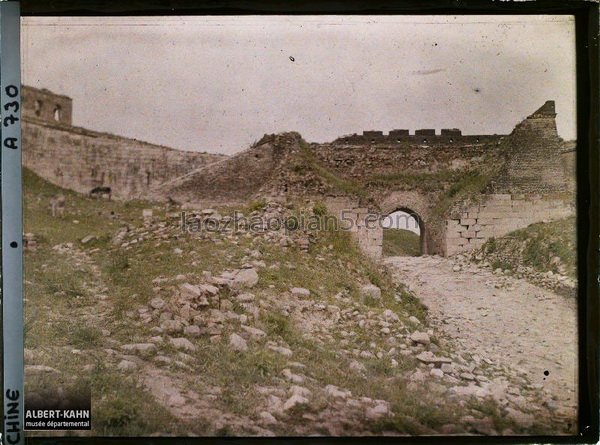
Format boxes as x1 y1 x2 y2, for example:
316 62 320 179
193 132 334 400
444 101 575 256
491 101 569 195
315 132 505 180
324 196 383 259
22 86 225 200
22 86 73 125
316 101 575 259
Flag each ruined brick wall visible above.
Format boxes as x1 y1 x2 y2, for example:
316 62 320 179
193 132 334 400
561 143 576 194
325 196 383 259
491 101 569 195
21 86 225 200
22 85 73 125
316 102 575 259
22 119 225 200
316 133 505 179
444 194 574 256
21 88 575 259
162 132 303 206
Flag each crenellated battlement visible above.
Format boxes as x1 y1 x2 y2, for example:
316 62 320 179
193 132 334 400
332 128 504 146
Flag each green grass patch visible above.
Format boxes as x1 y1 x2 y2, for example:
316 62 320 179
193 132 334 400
382 229 421 257
479 216 576 279
294 142 369 200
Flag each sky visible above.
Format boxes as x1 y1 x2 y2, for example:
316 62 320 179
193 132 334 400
21 15 576 154
381 211 420 235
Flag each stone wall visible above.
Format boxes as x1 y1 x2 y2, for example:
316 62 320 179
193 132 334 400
561 145 576 194
21 87 575 259
325 196 383 259
21 85 225 200
315 136 504 180
23 119 225 200
22 85 73 125
334 130 501 147
491 101 569 195
324 191 574 260
444 194 574 256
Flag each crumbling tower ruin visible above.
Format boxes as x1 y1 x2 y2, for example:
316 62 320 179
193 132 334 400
492 101 569 195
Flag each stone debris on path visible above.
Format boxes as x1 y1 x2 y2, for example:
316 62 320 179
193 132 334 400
385 254 577 430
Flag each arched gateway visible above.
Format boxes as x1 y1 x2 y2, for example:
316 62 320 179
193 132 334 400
381 207 427 256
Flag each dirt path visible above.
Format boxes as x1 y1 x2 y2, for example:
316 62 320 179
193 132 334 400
384 255 577 426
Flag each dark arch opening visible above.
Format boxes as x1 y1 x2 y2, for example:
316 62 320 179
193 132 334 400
381 207 427 256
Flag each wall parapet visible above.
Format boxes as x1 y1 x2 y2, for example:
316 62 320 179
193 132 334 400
332 132 504 146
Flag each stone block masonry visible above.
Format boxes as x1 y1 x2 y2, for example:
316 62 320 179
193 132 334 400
22 86 73 125
21 86 574 260
22 119 225 200
444 194 574 256
21 86 225 200
325 196 383 259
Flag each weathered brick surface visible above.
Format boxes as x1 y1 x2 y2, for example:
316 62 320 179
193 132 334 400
22 87 225 200
22 86 73 125
23 119 225 200
491 101 569 195
444 195 574 256
20 86 575 258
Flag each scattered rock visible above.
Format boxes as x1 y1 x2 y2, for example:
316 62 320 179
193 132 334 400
408 316 421 325
281 368 305 384
382 309 399 322
268 345 293 357
180 283 203 299
229 333 248 352
161 319 183 334
349 360 367 373
325 385 349 399
290 287 310 297
183 325 201 337
117 360 138 371
25 365 60 375
289 385 312 398
283 394 309 411
80 235 96 245
149 297 166 310
366 402 390 420
410 331 431 345
241 325 267 339
169 337 197 352
237 293 255 303
229 268 259 289
360 284 381 300
415 351 452 365
259 411 278 425
121 343 157 355
430 368 444 378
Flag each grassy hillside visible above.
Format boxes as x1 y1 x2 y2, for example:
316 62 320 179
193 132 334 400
476 217 576 280
382 229 421 257
23 168 555 436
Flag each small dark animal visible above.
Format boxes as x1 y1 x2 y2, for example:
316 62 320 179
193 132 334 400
89 186 112 200
49 194 66 217
166 196 180 209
